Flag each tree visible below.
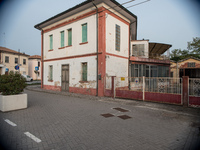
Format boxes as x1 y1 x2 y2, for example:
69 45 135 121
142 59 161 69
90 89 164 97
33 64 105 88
187 37 200 54
170 37 200 61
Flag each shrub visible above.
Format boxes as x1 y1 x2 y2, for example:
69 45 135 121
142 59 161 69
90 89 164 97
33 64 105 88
0 71 26 95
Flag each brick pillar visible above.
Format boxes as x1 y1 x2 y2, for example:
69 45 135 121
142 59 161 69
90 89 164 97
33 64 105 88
182 76 189 107
111 76 116 98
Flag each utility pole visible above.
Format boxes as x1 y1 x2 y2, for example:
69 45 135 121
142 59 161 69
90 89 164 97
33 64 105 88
18 49 20 73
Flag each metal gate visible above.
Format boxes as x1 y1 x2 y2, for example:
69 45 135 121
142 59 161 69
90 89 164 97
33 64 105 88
61 64 69 91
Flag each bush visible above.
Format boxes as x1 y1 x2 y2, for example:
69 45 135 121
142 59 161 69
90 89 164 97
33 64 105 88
0 72 26 95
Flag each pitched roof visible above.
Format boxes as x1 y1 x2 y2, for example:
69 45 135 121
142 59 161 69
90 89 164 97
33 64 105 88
178 56 200 63
0 46 29 56
29 55 41 59
34 0 137 30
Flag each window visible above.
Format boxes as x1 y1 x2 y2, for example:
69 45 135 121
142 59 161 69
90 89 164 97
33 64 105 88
68 28 72 46
38 61 40 67
5 56 9 63
115 24 120 51
23 59 26 65
132 44 145 56
188 62 195 67
60 31 65 48
49 65 53 81
49 35 53 50
82 62 87 81
82 23 87 43
15 58 18 64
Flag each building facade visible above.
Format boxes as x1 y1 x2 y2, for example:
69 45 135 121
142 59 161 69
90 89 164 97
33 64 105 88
28 55 41 80
170 57 200 78
0 46 29 75
35 0 137 96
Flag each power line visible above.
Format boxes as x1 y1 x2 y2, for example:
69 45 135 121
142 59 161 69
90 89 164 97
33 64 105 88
98 0 150 18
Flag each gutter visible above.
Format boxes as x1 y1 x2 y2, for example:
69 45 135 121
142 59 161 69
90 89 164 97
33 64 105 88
92 0 99 96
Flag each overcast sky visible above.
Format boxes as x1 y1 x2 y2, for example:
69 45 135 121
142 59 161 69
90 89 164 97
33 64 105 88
0 0 200 56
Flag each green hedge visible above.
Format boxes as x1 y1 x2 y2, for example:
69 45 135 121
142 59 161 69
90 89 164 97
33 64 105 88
0 72 26 95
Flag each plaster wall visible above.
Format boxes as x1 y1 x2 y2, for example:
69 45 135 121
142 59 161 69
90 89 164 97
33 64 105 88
28 59 41 80
43 56 97 89
43 15 97 60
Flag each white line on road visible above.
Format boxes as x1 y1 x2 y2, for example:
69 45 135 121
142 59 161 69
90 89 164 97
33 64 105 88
4 119 17 126
24 132 42 143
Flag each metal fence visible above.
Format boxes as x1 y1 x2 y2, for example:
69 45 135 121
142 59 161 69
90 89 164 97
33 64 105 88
145 77 182 94
112 76 182 94
189 78 200 96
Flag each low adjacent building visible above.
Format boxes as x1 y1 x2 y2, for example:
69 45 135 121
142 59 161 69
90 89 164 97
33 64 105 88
0 46 29 75
28 55 41 80
170 57 200 78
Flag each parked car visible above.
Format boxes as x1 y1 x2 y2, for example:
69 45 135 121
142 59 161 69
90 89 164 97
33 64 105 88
22 74 33 82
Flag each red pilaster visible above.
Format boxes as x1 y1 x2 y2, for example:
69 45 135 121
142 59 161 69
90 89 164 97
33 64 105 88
98 7 106 96
182 76 189 107
41 30 44 88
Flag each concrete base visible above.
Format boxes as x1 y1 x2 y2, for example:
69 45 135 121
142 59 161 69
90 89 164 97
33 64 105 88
0 93 27 112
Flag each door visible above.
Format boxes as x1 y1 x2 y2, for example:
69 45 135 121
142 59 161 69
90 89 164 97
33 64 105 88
61 65 69 91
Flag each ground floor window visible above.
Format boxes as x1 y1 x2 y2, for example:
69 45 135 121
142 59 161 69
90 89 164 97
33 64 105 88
82 62 87 81
49 65 53 81
131 64 169 77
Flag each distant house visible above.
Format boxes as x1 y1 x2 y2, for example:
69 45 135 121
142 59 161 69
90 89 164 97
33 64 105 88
0 46 29 75
28 55 41 80
170 57 200 78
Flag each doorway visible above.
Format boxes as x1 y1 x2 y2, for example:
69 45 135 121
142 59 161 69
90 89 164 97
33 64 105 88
61 64 69 91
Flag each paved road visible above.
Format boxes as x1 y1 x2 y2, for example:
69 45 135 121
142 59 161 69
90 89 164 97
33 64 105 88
0 89 200 150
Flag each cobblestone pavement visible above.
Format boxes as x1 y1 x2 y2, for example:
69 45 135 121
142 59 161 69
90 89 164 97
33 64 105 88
0 86 200 150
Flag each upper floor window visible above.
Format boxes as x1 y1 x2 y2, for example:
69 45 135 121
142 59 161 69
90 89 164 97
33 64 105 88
15 58 18 64
188 62 195 67
23 59 26 65
115 24 120 51
60 31 65 48
82 23 87 43
68 28 72 46
49 34 53 50
132 44 145 56
5 56 9 63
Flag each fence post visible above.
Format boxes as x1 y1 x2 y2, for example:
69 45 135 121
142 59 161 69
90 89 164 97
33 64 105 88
182 76 189 107
111 76 116 98
143 76 145 101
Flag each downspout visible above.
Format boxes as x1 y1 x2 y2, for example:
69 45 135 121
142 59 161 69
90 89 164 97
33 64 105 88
92 0 98 96
41 29 44 89
129 20 137 89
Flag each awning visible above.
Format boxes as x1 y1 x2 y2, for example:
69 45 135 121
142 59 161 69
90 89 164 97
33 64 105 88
149 43 172 55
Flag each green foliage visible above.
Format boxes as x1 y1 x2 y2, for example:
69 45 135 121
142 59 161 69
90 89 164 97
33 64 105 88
170 37 200 62
0 72 26 95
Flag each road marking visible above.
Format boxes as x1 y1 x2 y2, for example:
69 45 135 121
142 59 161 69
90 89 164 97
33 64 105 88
4 119 17 126
24 132 41 143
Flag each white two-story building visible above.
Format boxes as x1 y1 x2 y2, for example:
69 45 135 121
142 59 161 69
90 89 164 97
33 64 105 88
35 0 137 96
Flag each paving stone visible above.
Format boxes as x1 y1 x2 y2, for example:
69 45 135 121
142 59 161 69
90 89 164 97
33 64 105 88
0 88 200 150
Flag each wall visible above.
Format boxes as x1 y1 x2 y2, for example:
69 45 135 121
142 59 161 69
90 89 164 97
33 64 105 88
131 40 149 58
43 56 97 92
43 15 97 61
105 13 129 78
28 59 41 80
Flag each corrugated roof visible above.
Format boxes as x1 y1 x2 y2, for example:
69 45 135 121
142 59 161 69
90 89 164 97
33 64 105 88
0 46 29 56
149 43 172 55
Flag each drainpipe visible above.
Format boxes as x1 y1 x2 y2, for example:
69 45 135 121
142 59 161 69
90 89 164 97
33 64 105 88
92 0 99 96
